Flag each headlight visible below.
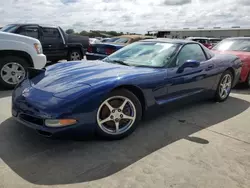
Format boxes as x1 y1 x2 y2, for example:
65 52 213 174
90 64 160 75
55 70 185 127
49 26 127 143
45 119 77 127
34 43 43 54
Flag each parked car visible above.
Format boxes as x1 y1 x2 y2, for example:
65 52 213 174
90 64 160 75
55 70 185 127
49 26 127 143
86 35 154 60
1 24 89 62
101 38 111 43
0 31 46 89
186 37 216 49
89 38 101 44
212 37 250 86
208 38 222 47
12 38 241 140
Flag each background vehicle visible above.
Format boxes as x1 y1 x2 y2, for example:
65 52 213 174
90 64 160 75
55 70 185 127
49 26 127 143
101 38 111 43
212 37 250 86
0 32 46 89
208 38 222 47
1 24 89 62
89 38 101 44
186 37 214 49
12 39 241 140
86 35 154 60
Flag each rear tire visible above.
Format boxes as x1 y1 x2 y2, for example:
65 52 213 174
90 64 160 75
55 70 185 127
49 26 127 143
214 70 233 102
96 89 142 140
0 56 29 89
67 49 83 61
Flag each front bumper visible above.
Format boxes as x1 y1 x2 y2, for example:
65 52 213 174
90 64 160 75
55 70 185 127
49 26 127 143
12 106 96 137
32 54 47 69
86 52 107 60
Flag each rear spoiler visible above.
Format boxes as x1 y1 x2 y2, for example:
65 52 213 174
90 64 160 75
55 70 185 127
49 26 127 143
27 67 46 79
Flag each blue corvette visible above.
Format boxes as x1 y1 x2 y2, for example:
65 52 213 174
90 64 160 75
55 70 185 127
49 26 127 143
12 38 242 140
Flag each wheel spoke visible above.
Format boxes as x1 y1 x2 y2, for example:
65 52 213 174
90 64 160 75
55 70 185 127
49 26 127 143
119 99 129 110
100 116 112 124
223 88 228 96
2 74 12 81
122 114 135 121
16 71 25 77
104 101 114 112
2 66 11 73
12 76 19 84
12 64 19 71
219 88 224 96
115 121 120 132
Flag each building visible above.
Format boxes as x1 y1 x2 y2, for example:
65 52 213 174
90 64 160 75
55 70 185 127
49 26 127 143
148 27 250 39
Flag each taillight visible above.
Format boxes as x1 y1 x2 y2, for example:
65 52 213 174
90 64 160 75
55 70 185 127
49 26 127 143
106 48 115 55
87 46 92 53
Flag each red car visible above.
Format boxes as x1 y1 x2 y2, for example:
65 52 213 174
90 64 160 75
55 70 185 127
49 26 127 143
212 37 250 86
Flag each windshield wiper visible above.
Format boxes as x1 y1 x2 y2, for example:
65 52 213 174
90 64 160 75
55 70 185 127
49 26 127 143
104 58 130 66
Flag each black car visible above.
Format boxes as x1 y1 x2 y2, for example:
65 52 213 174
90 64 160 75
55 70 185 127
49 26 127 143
1 24 89 62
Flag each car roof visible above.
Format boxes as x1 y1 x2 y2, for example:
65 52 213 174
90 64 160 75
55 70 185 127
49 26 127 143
6 23 58 28
208 38 221 40
141 38 197 44
186 37 209 40
113 35 152 39
225 37 250 40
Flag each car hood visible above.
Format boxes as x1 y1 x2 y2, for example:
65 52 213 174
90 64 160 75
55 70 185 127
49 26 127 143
0 31 40 45
213 50 250 64
31 60 161 94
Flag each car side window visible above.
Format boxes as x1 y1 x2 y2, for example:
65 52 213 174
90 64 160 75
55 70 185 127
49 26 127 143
42 27 61 40
17 26 39 39
176 44 207 67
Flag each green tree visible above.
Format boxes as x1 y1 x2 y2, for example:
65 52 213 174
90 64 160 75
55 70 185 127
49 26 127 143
65 29 75 34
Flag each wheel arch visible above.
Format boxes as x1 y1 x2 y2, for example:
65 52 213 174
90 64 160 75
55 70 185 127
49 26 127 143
0 50 34 67
225 67 235 80
112 85 147 113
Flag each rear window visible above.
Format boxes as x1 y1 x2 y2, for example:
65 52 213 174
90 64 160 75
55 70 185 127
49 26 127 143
213 39 250 52
193 39 208 44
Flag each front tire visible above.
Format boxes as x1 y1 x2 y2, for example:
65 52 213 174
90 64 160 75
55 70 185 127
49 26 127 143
96 89 142 140
214 70 233 102
68 49 83 61
0 56 28 89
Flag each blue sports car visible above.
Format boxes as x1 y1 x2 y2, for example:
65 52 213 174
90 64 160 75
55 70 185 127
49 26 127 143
12 38 242 140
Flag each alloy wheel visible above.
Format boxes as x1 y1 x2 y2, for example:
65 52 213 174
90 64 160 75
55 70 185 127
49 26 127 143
97 96 136 135
219 74 232 99
0 62 26 85
70 52 81 60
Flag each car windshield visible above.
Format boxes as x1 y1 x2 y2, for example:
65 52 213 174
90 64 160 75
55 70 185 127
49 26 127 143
0 24 19 32
106 38 119 43
103 42 180 68
113 37 130 44
213 39 250 52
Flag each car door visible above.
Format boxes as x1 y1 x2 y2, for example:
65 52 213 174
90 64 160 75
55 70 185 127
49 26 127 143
166 43 216 100
40 27 67 60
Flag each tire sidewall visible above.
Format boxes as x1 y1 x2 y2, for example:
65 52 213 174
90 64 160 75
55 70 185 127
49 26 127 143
215 70 233 102
0 56 29 89
96 89 142 140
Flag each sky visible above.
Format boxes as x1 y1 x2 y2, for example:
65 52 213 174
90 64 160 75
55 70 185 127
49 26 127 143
0 0 250 33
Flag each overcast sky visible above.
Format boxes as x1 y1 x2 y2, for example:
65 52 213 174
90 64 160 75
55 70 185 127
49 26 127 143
0 0 249 33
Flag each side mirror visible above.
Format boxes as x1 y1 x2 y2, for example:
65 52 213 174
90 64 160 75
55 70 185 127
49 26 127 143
177 60 200 73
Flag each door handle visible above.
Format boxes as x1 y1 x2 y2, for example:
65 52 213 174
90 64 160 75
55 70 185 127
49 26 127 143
206 64 214 70
48 45 52 47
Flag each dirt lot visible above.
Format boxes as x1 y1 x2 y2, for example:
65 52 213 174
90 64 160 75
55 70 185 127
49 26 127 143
0 88 250 188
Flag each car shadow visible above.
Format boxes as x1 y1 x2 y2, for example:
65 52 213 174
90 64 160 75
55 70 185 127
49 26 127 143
0 96 249 185
0 89 12 98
